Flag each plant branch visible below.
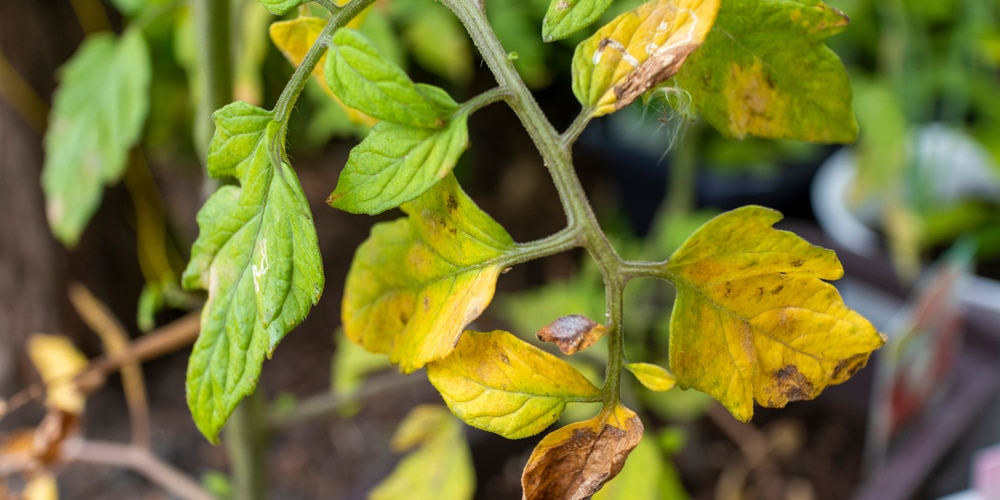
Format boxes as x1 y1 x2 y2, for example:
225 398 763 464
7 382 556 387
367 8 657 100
193 0 233 198
62 438 216 500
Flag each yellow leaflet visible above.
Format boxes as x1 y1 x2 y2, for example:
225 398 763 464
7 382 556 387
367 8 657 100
342 175 516 372
521 404 644 500
427 330 601 439
665 206 884 421
572 0 720 117
625 362 676 392
269 16 377 127
27 334 89 415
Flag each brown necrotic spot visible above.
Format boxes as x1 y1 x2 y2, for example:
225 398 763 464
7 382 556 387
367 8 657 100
773 365 814 403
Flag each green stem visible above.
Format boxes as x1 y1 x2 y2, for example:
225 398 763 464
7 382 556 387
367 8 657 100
193 0 232 169
224 390 268 500
272 0 377 125
442 0 627 403
460 86 514 115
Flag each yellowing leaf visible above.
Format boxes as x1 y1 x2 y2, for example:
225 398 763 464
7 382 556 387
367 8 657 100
269 17 376 127
522 404 644 500
369 405 475 500
27 334 89 414
664 206 884 421
342 175 516 372
536 314 607 354
571 0 720 117
23 473 59 500
427 330 601 439
625 362 676 392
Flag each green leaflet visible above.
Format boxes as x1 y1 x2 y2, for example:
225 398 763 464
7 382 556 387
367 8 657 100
542 0 613 42
42 28 151 247
183 102 323 442
325 28 456 128
328 108 470 215
257 0 306 15
674 0 858 142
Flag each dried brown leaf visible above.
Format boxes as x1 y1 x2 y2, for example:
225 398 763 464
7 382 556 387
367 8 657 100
536 315 607 355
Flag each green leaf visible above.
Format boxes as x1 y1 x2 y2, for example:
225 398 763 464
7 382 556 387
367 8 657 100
325 28 456 128
664 206 884 421
341 175 517 373
370 405 475 500
183 102 324 442
427 330 601 439
674 0 858 142
625 362 676 392
256 0 306 15
542 0 613 42
327 110 469 215
42 29 151 246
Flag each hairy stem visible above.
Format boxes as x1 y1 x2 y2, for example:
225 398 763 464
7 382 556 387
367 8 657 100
443 0 627 403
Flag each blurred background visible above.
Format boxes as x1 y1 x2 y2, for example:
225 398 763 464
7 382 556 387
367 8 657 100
2 0 999 498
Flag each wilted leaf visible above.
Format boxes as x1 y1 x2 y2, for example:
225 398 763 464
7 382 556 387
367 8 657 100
328 102 469 214
522 404 644 500
42 28 150 246
269 17 376 127
542 0 613 42
342 175 516 372
591 436 663 500
370 405 475 500
536 314 607 355
427 330 601 439
674 0 857 142
325 28 456 128
572 0 720 117
183 102 324 442
665 206 884 421
625 362 676 392
27 335 88 414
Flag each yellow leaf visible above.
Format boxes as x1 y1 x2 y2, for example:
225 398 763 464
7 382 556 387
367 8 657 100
23 473 59 500
369 405 474 500
664 206 885 421
536 314 607 354
27 334 89 414
269 17 377 127
427 330 601 439
521 404 644 500
572 0 720 117
342 175 517 372
625 362 676 392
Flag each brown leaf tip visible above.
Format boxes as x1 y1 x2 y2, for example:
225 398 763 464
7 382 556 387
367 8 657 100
536 315 608 354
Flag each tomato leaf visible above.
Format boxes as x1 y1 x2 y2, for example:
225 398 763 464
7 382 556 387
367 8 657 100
542 0 613 42
625 362 676 392
664 206 884 421
571 0 720 117
591 436 667 500
536 314 608 355
183 102 323 442
42 28 150 246
270 17 376 127
522 404 644 499
674 0 857 142
26 335 89 415
325 28 456 128
370 405 475 500
427 330 601 439
342 175 516 373
256 0 306 15
328 107 469 215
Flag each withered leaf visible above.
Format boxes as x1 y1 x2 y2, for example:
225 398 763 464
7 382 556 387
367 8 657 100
536 314 608 354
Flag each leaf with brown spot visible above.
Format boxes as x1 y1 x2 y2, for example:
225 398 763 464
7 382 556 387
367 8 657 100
427 330 601 439
664 206 885 421
521 404 644 500
674 0 857 142
342 176 517 373
536 314 608 354
571 0 721 117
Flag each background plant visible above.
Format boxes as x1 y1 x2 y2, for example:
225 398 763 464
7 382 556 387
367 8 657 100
5 0 889 497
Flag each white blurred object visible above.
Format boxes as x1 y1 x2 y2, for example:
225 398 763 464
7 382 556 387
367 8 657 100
812 123 1000 256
